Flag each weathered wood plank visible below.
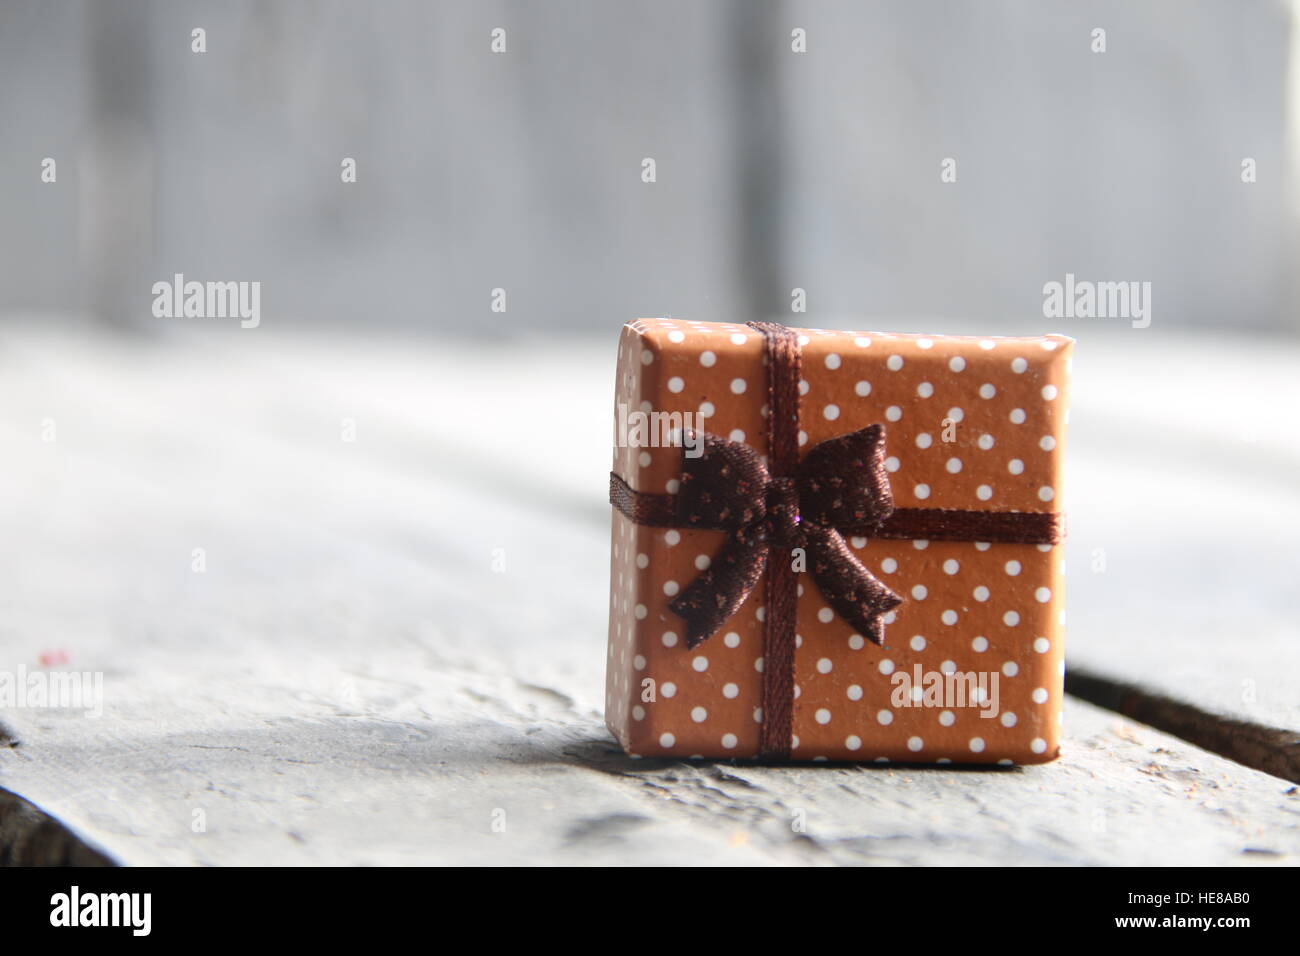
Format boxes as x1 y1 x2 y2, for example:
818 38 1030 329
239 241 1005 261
0 326 1297 865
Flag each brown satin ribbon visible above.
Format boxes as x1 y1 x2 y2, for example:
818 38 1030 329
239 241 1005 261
609 321 1064 759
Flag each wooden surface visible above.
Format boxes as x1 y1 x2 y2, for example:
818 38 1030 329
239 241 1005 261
0 321 1297 866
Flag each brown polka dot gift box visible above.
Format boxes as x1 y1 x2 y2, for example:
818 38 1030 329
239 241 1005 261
605 319 1073 764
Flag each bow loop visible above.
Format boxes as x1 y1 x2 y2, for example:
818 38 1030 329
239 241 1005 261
677 431 768 530
796 423 895 528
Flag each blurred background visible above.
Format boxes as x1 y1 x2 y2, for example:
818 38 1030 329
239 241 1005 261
2 0 1297 338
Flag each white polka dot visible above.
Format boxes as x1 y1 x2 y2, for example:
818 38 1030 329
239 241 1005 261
878 659 895 675
1032 687 1049 703
731 333 748 345
724 631 740 648
823 404 840 420
816 657 833 674
978 433 995 450
1003 661 1019 677
947 407 965 422
907 736 924 752
854 336 872 347
941 610 958 625
1011 357 1028 373
1001 712 1017 727
665 530 680 545
695 554 711 570
979 383 996 399
943 559 959 575
973 586 990 602
641 350 654 366
817 606 834 623
798 380 810 396
877 710 894 725
910 634 927 651
692 656 708 672
914 484 930 500
1010 408 1026 424
976 484 993 501
881 558 898 573
1035 587 1052 603
634 604 647 620
969 737 986 753
1004 560 1021 576
691 706 708 722
979 339 996 350
636 553 649 569
1041 384 1058 400
972 636 988 652
1039 435 1056 451
886 405 902 421
721 733 738 749
946 457 963 474
667 376 685 393
855 380 872 396
917 338 934 349
663 580 679 596
916 432 933 449
661 631 678 647
667 330 685 343
1038 486 1055 502
848 634 865 650
825 353 841 369
1031 737 1048 754
730 378 747 394
723 683 739 698
884 456 900 472
815 708 832 725
1008 459 1024 475
632 705 645 720
699 350 716 367
1003 611 1020 626
633 654 646 670
949 356 966 372
911 584 928 600
845 735 862 751
887 355 904 371
917 382 934 398
975 542 991 551
938 711 956 727
659 733 676 748
729 429 746 443
638 451 652 468
698 402 714 418
847 684 864 701
1033 637 1051 654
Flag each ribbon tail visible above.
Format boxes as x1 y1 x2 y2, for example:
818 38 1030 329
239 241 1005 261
669 527 768 649
804 525 903 646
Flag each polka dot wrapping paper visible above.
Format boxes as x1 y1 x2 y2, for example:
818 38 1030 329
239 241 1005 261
606 319 1073 764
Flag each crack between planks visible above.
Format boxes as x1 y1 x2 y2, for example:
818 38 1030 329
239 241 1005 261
0 785 118 867
1064 665 1300 785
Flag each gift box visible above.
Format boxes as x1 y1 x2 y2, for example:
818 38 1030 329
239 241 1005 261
605 319 1072 764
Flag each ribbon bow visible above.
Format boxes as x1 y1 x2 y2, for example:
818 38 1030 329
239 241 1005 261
669 424 904 649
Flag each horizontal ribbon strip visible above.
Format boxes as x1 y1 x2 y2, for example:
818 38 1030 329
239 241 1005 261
610 472 1064 545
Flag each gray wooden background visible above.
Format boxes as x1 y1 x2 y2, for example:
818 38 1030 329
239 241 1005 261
1 0 1296 337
